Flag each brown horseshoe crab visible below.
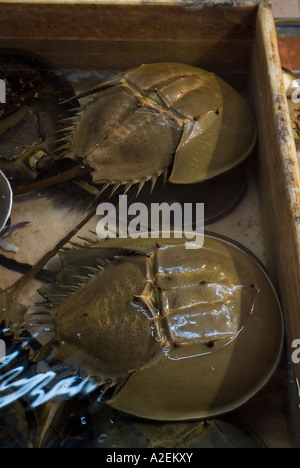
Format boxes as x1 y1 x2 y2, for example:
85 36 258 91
56 62 257 195
0 49 80 191
0 55 256 224
3 60 257 198
1 231 283 422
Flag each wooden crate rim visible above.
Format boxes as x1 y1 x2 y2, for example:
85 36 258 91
0 0 269 6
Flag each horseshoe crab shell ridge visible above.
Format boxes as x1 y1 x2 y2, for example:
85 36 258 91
18 232 283 422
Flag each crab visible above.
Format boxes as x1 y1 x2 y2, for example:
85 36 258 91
0 231 283 422
0 57 256 197
55 62 257 196
0 49 80 192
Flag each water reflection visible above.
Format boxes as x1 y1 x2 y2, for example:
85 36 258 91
0 348 98 409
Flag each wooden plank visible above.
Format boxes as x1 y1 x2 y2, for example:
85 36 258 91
0 1 257 72
253 2 300 445
0 1 258 40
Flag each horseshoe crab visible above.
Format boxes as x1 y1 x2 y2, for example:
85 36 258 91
0 55 256 224
55 62 257 195
2 60 257 197
1 232 283 422
0 49 80 191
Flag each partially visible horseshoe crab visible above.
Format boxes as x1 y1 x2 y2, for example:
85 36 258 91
1 59 257 198
1 232 283 422
57 62 257 195
0 49 79 190
0 55 256 225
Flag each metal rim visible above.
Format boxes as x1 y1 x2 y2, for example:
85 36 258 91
0 170 13 235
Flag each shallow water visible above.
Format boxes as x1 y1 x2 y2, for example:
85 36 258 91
0 52 294 448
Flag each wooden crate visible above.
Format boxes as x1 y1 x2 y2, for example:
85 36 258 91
0 0 299 447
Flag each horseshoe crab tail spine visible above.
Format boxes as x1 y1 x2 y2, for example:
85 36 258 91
13 164 92 196
5 201 99 301
97 379 125 402
0 254 54 282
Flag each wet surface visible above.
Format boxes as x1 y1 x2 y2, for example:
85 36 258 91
0 49 295 448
